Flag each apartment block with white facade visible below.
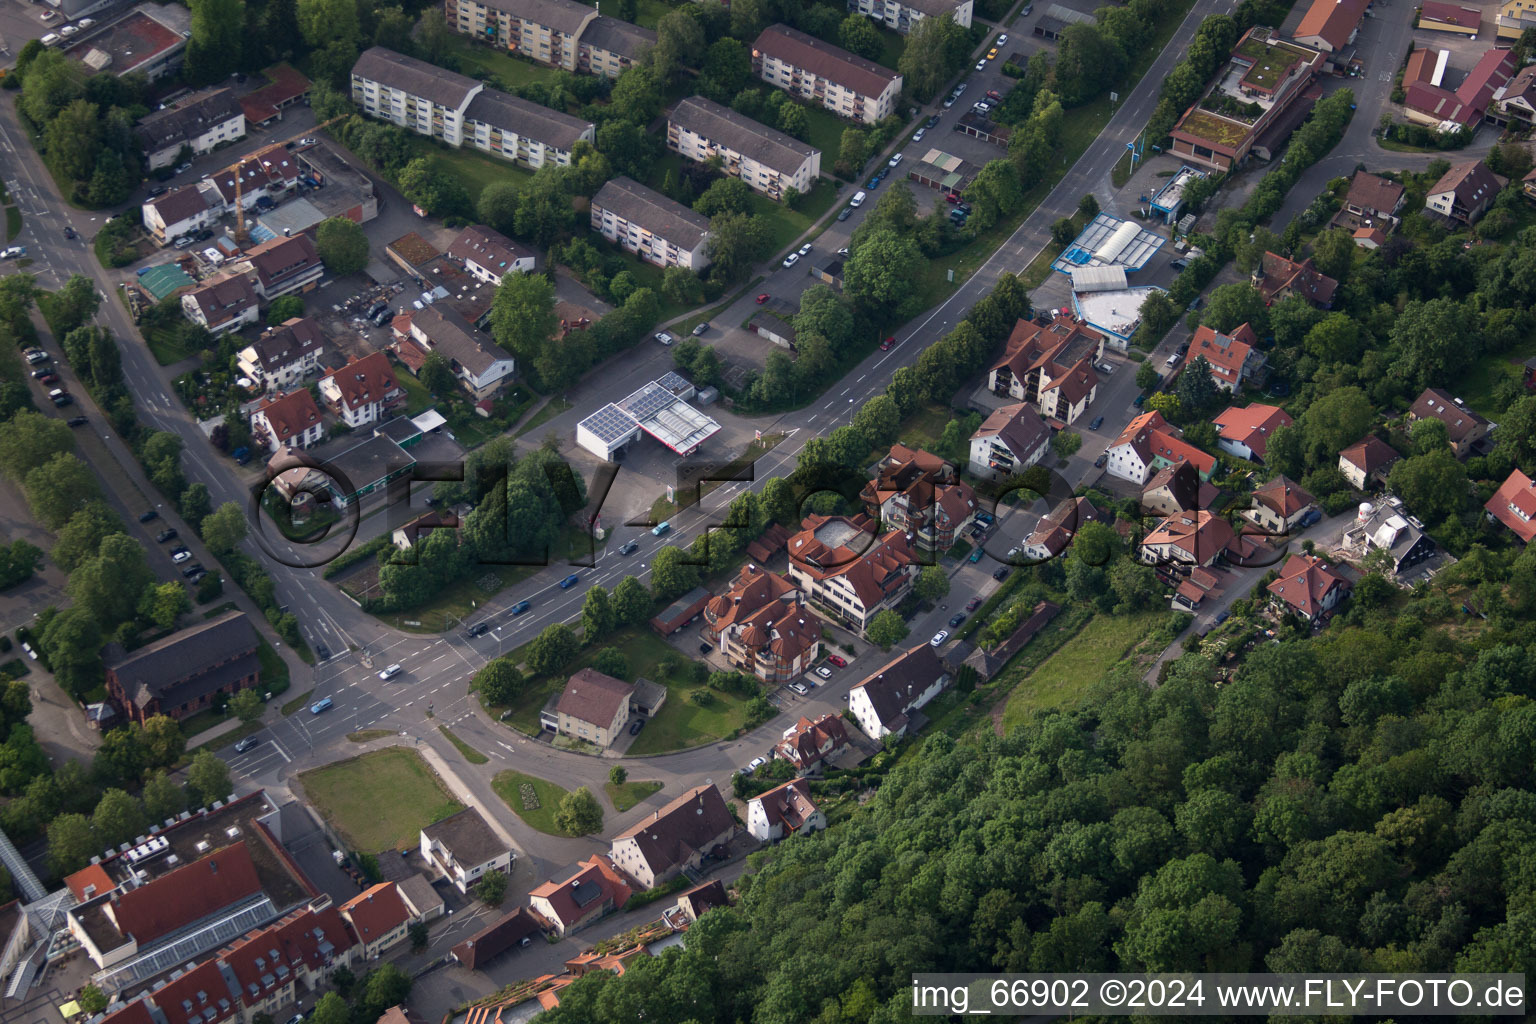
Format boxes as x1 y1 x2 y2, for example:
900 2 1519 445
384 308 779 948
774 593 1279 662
350 46 482 147
848 0 973 34
590 176 713 271
752 24 903 124
462 88 595 169
668 96 822 200
445 0 596 70
135 87 245 171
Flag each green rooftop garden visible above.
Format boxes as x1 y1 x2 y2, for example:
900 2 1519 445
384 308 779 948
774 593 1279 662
1175 107 1254 149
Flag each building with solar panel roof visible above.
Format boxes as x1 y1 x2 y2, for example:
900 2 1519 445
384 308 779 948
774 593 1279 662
576 375 720 460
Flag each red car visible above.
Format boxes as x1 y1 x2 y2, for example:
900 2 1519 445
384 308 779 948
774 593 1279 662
965 597 982 612
826 654 847 668
36 372 58 385
946 192 961 204
987 89 1002 101
880 337 894 350
756 293 770 304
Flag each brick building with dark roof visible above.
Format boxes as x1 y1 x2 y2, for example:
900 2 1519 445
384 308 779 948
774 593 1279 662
105 610 261 724
451 908 542 969
608 785 736 889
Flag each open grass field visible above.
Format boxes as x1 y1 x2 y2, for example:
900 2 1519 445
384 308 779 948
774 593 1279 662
402 133 535 205
1000 611 1164 732
451 36 564 91
299 748 464 852
626 684 752 754
802 104 855 168
491 768 574 835
604 778 663 811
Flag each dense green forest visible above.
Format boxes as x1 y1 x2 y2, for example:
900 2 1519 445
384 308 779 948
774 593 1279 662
535 577 1534 1022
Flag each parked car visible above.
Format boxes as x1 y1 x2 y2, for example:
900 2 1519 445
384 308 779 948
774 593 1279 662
888 153 903 169
467 622 490 637
156 528 178 543
975 59 986 70
67 416 88 428
782 252 800 268
987 47 998 59
51 391 73 407
993 567 1010 581
652 520 671 537
756 293 770 304
1 247 26 259
798 242 812 257
930 630 949 647
1165 351 1181 368
1089 416 1103 430
174 162 192 175
1095 452 1108 468
837 207 853 221
309 697 333 714
749 756 769 772
988 89 1002 101
1133 394 1146 407
139 509 160 523
850 190 867 207
880 337 894 351
378 663 403 680
788 681 808 695
815 665 833 679
629 719 644 735
969 548 985 563
949 613 968 629
24 349 48 364
1299 507 1323 528
926 115 940 128
39 9 57 21
692 322 710 336
180 562 204 578
965 596 982 612
33 370 57 384
973 101 992 114
619 539 639 555
866 175 882 189
559 573 580 589
943 95 957 108
699 641 712 655
1170 257 1189 272
912 128 926 142
511 600 532 616
838 247 850 256
956 202 972 214
654 331 674 345
1215 610 1230 624
997 33 1009 44
234 736 260 753
827 654 847 667
40 32 59 45
78 17 95 28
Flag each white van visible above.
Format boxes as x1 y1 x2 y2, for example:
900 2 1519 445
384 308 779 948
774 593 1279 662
1165 352 1181 369
850 190 867 207
40 32 60 45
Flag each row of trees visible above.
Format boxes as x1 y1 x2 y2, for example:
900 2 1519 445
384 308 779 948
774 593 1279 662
11 45 144 206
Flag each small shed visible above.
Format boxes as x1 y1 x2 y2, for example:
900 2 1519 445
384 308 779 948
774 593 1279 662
749 311 797 349
649 586 711 636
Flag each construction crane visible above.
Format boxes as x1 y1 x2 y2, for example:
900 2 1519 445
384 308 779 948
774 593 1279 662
208 115 347 245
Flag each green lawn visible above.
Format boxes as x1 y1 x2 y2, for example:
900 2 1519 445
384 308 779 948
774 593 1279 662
872 28 906 71
395 370 436 417
491 768 576 836
298 748 465 853
281 689 316 716
1000 611 1164 732
1453 340 1536 419
628 0 674 28
513 396 573 438
626 685 752 754
496 628 676 735
403 133 535 204
256 638 290 694
451 36 565 90
604 778 663 811
438 725 490 764
752 177 841 256
802 105 854 167
5 207 20 242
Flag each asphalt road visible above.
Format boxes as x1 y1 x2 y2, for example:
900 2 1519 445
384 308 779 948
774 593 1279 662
0 0 1235 877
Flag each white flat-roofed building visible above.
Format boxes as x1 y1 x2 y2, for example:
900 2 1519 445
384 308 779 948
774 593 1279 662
752 24 903 124
668 96 821 200
590 176 712 271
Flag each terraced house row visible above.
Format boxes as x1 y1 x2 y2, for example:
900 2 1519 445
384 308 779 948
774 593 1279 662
443 0 657 78
350 46 594 170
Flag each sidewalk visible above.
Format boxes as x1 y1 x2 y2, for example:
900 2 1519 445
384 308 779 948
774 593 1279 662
185 715 248 749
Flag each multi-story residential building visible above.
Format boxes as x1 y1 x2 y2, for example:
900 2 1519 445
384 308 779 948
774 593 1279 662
135 87 245 171
590 176 712 270
1268 552 1350 623
394 304 516 399
1170 27 1323 172
847 643 950 740
1139 510 1237 567
577 15 657 78
528 856 631 936
848 0 973 34
1485 468 1536 543
746 779 825 843
751 24 904 124
713 587 821 683
1498 0 1536 38
218 903 358 1022
987 313 1104 425
1408 387 1493 457
1332 170 1406 233
704 567 797 641
251 388 325 452
351 46 482 146
206 144 302 211
181 273 259 335
1212 402 1292 462
1141 461 1217 517
549 668 634 748
608 785 736 889
1253 252 1337 308
1338 435 1400 489
462 88 595 169
1020 496 1109 562
786 514 918 634
667 96 822 200
861 444 979 550
968 402 1051 482
447 224 537 283
1343 498 1437 576
1105 411 1216 486
774 712 851 771
1189 321 1266 390
340 883 416 959
104 610 260 724
1424 160 1506 226
319 351 405 428
446 0 597 71
237 316 326 392
142 185 219 245
1246 475 1315 535
242 233 325 300
419 808 513 894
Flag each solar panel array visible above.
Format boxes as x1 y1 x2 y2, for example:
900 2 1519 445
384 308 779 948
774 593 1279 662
618 381 675 421
578 403 640 445
94 896 277 990
655 370 693 396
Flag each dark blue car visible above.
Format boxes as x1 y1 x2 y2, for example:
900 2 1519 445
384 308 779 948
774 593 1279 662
560 574 580 589
511 600 531 616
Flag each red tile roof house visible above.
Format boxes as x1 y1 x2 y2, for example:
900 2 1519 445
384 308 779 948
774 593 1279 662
319 351 406 428
1191 322 1266 391
847 643 951 740
528 856 633 936
1021 496 1110 562
608 784 737 889
1293 0 1369 55
702 565 822 682
987 312 1106 425
1338 435 1401 489
1407 387 1492 458
1484 469 1536 544
1212 402 1293 462
1333 170 1406 233
967 403 1052 483
250 387 325 452
860 444 980 550
1254 252 1338 308
1404 47 1513 130
340 882 415 958
150 957 241 1024
1140 461 1219 517
786 514 919 635
1139 510 1238 568
773 712 851 771
746 778 825 843
1268 552 1350 624
1244 475 1316 535
1105 410 1217 486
